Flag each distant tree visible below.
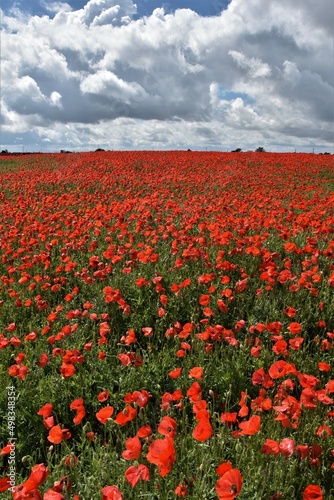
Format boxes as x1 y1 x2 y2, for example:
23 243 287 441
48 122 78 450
231 148 242 152
95 148 105 152
255 146 265 152
1 149 9 154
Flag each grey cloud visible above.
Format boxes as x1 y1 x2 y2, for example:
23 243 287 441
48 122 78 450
280 62 334 123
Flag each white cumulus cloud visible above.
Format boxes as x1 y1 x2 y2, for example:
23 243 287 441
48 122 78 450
0 0 333 152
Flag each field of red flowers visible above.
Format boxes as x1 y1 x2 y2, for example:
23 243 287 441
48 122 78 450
0 151 333 499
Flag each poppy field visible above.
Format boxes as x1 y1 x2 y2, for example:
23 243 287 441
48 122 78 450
0 150 333 499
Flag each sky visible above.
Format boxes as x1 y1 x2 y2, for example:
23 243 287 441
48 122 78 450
0 0 333 153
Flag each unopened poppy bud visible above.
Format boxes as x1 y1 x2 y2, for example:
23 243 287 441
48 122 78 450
235 441 242 453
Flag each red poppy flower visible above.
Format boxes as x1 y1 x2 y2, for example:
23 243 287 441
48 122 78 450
303 484 323 500
97 390 110 402
122 436 142 460
0 477 10 492
186 382 202 402
296 445 309 459
142 327 153 337
70 398 84 410
118 353 131 365
158 416 177 438
284 242 298 252
9 363 29 380
220 412 238 427
283 306 297 318
114 405 137 425
217 299 228 312
1 443 12 455
39 353 49 367
189 367 203 380
102 485 124 500
123 389 150 408
318 362 330 372
99 322 111 336
216 468 242 499
193 417 213 442
43 416 55 429
169 367 182 379
47 425 71 444
137 424 153 438
288 322 302 335
272 339 287 355
59 362 76 378
252 368 274 388
216 461 233 476
176 349 186 358
203 307 215 317
279 438 294 457
10 336 21 347
238 415 261 436
316 424 332 438
158 307 165 317
22 463 49 492
268 360 296 379
250 345 261 358
175 484 189 497
37 404 53 418
125 464 149 488
199 294 210 306
135 277 150 287
262 439 280 455
146 437 176 477
86 431 95 442
289 337 304 350
96 406 114 424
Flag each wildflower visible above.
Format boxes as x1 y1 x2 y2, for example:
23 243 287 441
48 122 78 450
146 437 176 477
125 465 149 488
175 484 189 497
47 425 71 444
122 436 142 460
216 465 242 499
303 485 323 500
96 407 114 424
102 485 123 500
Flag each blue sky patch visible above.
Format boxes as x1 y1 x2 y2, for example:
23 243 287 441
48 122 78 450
217 85 255 104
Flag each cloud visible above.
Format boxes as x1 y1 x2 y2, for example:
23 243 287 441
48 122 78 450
49 91 63 108
67 0 137 26
0 0 333 152
40 1 72 14
80 70 148 105
228 50 272 79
